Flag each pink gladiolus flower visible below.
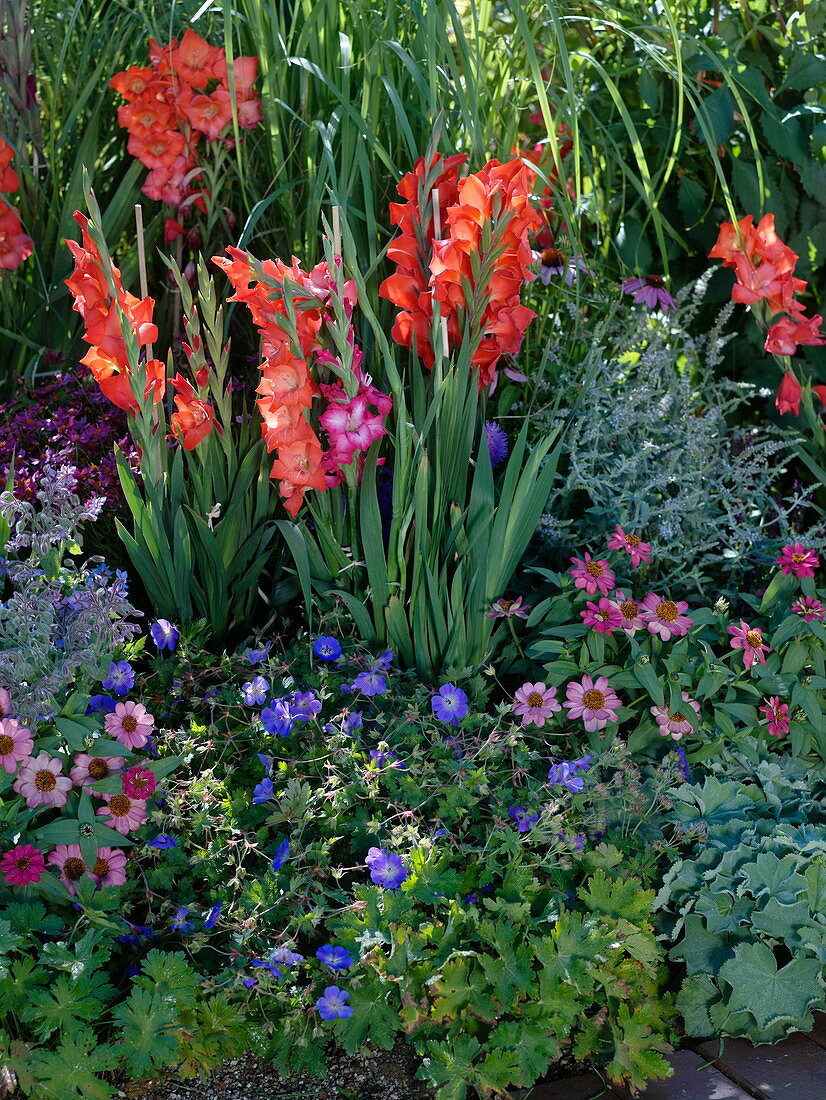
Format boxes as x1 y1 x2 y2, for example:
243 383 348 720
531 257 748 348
70 753 126 787
728 620 771 670
48 844 89 895
565 675 622 732
759 696 790 738
650 692 700 741
122 765 157 800
0 717 34 774
568 553 615 596
640 593 693 641
581 597 623 634
88 846 128 888
512 683 562 727
96 791 148 834
13 753 73 809
606 525 651 567
104 701 154 749
612 592 644 635
1 843 47 886
792 596 825 621
776 542 820 578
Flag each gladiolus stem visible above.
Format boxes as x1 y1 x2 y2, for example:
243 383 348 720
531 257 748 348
134 204 154 361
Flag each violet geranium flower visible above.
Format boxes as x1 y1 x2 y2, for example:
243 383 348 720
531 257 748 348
316 986 353 1020
431 684 469 725
365 847 407 889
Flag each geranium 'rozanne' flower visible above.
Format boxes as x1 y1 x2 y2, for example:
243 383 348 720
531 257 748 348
431 684 469 725
316 986 353 1020
365 847 407 889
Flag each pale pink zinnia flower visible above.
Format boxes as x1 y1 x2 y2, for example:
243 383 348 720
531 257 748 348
512 683 562 727
640 593 693 641
1 843 47 887
122 765 157 800
48 844 89 895
650 691 701 741
568 553 615 596
0 717 34 775
612 592 644 634
565 675 622 732
607 525 652 567
70 753 126 787
759 696 790 738
728 620 771 670
96 791 148 834
104 701 154 750
485 596 531 619
581 597 623 634
87 846 128 888
13 753 73 809
0 688 12 718
776 542 820 578
791 596 825 621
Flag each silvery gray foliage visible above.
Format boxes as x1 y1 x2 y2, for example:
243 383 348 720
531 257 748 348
543 276 825 594
0 464 140 726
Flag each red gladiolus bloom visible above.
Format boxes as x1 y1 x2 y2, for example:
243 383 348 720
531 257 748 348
775 370 802 416
0 197 33 270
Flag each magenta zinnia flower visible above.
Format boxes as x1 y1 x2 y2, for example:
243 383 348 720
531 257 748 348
48 844 89 895
104 701 154 749
728 620 771 670
1 843 47 887
485 596 530 619
122 765 157 800
650 691 700 741
581 597 623 634
88 846 128 888
0 717 34 775
776 542 820 578
612 592 644 634
96 792 148 834
70 752 126 787
607 525 651 567
791 596 825 621
622 275 675 312
568 553 615 596
512 683 562 727
13 753 73 809
640 593 693 641
759 696 790 738
565 675 622 732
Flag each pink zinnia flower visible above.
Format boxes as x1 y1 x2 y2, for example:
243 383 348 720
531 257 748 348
87 846 128 888
485 596 531 619
581 597 623 634
607 525 652 567
13 753 73 809
565 675 622 732
612 592 644 634
640 593 693 641
728 620 771 670
759 696 790 738
1 843 47 886
776 542 820 578
568 553 615 596
0 688 12 718
650 691 701 741
0 717 34 774
122 765 157 800
104 701 154 750
512 683 562 727
96 791 148 834
792 596 825 621
48 844 89 896
70 753 126 787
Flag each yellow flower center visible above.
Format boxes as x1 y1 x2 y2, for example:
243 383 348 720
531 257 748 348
582 689 605 710
657 601 678 622
625 533 641 547
791 553 807 563
121 715 138 733
620 600 638 619
108 794 131 817
670 712 686 723
35 770 57 792
585 561 604 578
63 857 87 881
14 856 30 871
0 735 14 755
88 758 110 780
746 629 762 648
597 608 612 620
527 692 545 708
93 857 110 877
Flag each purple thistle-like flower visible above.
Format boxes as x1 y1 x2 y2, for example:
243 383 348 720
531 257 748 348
508 805 540 833
313 636 342 661
316 944 354 970
484 421 509 467
150 619 179 650
621 275 676 312
243 676 270 706
316 985 353 1020
271 839 290 872
365 846 407 889
431 684 469 725
102 660 134 696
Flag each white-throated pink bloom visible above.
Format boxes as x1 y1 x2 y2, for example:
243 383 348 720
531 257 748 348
0 717 34 774
48 844 89 895
70 753 126 787
650 691 701 740
13 753 73 809
96 791 147 834
87 846 128 888
104 701 154 749
640 593 693 641
565 675 622 732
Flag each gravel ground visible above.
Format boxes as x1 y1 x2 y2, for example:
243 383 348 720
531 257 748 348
119 1044 436 1100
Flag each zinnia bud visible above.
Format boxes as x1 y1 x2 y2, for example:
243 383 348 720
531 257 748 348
775 370 802 416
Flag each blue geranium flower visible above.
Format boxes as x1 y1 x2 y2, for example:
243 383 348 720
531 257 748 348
431 684 468 725
313 636 342 661
147 835 178 849
365 847 407 889
252 777 274 804
171 907 193 933
150 619 179 651
102 660 134 696
316 945 354 970
86 694 118 715
242 676 270 706
271 839 290 872
508 805 540 833
316 986 353 1020
204 902 222 930
261 699 294 737
351 671 387 696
